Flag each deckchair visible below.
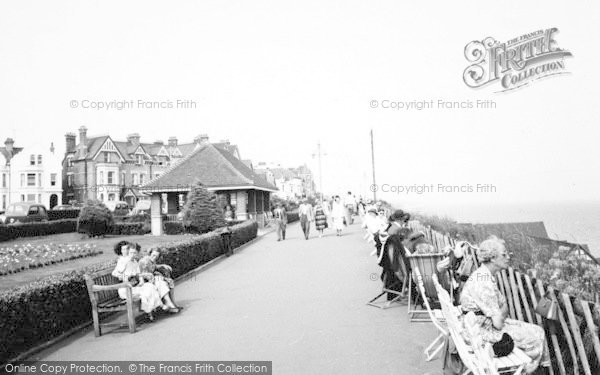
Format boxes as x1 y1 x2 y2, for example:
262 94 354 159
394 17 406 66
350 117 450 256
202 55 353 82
411 266 448 361
366 240 409 309
433 274 530 375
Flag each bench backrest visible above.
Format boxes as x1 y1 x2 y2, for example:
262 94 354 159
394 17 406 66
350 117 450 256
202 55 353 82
84 269 121 305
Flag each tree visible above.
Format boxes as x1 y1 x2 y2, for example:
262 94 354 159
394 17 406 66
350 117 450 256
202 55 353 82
181 182 227 233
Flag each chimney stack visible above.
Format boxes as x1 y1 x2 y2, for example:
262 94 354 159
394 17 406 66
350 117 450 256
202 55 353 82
127 133 141 146
168 137 178 147
65 133 76 153
195 134 209 145
78 126 88 152
4 138 14 153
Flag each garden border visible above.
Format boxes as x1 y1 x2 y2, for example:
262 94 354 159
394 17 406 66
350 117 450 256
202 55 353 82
0 222 277 368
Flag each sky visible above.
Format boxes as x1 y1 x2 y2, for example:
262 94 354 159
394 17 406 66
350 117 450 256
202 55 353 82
1 0 599 215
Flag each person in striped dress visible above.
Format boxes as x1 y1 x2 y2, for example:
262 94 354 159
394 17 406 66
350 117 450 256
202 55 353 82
314 201 327 237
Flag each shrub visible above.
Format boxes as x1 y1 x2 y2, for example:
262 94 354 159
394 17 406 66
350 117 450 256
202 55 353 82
181 182 227 234
0 220 77 242
0 220 257 364
163 221 185 235
77 201 114 238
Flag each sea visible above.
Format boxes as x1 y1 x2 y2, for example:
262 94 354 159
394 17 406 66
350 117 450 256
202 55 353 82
414 201 600 257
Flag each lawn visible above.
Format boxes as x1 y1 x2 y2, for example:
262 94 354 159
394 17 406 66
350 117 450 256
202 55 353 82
0 232 196 291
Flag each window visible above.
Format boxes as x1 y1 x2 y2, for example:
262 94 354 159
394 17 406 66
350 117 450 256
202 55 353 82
27 194 35 202
21 174 25 187
28 206 38 214
67 157 73 167
104 152 110 163
2 173 6 188
67 175 73 187
99 171 104 184
27 174 36 186
38 194 41 203
50 174 56 186
108 193 115 201
38 173 42 187
121 172 126 185
100 193 104 202
2 195 5 209
140 173 145 185
137 155 143 165
30 155 35 166
37 155 42 165
132 173 138 185
107 171 114 184
21 194 25 201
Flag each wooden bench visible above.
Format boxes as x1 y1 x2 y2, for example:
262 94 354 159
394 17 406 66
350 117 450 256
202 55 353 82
84 269 141 337
432 274 531 375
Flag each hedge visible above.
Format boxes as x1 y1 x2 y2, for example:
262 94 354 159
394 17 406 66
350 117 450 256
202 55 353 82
110 222 150 236
0 220 149 243
47 209 80 221
0 220 258 364
0 220 78 242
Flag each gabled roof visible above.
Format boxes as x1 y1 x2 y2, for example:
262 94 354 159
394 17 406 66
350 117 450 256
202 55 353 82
139 143 277 192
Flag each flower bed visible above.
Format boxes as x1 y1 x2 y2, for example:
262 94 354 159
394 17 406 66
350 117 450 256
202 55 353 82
0 243 101 276
0 220 258 364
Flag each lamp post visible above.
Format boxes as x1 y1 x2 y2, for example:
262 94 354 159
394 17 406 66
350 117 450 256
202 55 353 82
312 142 326 204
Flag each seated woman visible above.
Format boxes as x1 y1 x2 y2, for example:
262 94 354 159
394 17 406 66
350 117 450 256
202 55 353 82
139 247 181 312
112 242 169 321
460 236 550 374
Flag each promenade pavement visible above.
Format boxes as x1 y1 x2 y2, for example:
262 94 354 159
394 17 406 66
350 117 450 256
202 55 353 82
33 221 442 374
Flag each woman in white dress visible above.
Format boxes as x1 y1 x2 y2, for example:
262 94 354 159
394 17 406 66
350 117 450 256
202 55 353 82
330 195 346 236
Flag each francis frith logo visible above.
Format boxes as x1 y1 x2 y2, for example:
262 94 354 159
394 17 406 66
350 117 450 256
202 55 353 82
463 28 572 92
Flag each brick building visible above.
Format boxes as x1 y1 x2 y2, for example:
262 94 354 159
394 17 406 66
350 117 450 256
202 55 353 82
62 126 240 206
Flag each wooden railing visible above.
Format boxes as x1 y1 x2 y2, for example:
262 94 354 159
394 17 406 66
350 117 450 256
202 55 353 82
408 220 600 375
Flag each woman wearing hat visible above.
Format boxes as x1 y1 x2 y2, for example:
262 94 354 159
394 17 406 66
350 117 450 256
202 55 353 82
460 236 550 374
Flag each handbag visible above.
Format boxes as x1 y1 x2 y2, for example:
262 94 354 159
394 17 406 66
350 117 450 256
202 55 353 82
535 292 559 320
492 333 514 357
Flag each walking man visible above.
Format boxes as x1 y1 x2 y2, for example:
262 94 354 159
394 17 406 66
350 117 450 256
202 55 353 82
298 199 314 240
273 203 287 241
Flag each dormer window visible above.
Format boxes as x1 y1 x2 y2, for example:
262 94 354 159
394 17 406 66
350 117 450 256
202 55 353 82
137 155 143 165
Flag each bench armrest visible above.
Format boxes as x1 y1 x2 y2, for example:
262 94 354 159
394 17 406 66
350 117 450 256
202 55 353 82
91 282 132 292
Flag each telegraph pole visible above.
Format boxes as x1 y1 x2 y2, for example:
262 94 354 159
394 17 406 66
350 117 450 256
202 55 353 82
370 129 377 201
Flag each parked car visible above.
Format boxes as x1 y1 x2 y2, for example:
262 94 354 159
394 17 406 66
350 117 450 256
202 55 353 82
130 200 151 215
53 204 75 210
0 203 49 224
105 201 131 217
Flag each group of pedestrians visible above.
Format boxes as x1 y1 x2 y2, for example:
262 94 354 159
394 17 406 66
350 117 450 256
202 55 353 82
272 192 366 241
